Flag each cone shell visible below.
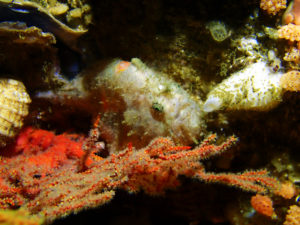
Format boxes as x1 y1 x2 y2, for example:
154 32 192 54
0 79 31 146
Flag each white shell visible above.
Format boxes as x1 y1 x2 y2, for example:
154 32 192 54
203 61 284 112
0 79 31 146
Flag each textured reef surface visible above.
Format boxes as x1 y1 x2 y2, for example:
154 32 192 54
0 0 299 225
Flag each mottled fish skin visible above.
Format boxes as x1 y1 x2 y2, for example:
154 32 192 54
0 0 87 52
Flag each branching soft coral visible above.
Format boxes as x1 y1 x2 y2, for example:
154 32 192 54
0 127 279 223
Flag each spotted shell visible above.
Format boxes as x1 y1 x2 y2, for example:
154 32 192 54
0 79 31 147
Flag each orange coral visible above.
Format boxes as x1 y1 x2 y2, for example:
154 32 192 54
0 127 100 209
274 181 297 199
280 70 300 91
284 205 300 225
0 128 279 222
283 0 300 25
278 1 300 63
25 134 279 222
278 24 300 42
283 47 300 62
274 1 300 91
250 194 275 218
260 0 287 15
3 127 94 171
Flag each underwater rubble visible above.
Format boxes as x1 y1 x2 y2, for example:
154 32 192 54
0 0 299 225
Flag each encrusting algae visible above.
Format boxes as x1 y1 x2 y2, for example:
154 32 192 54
0 208 44 225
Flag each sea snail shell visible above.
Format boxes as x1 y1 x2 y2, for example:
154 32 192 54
0 79 31 147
